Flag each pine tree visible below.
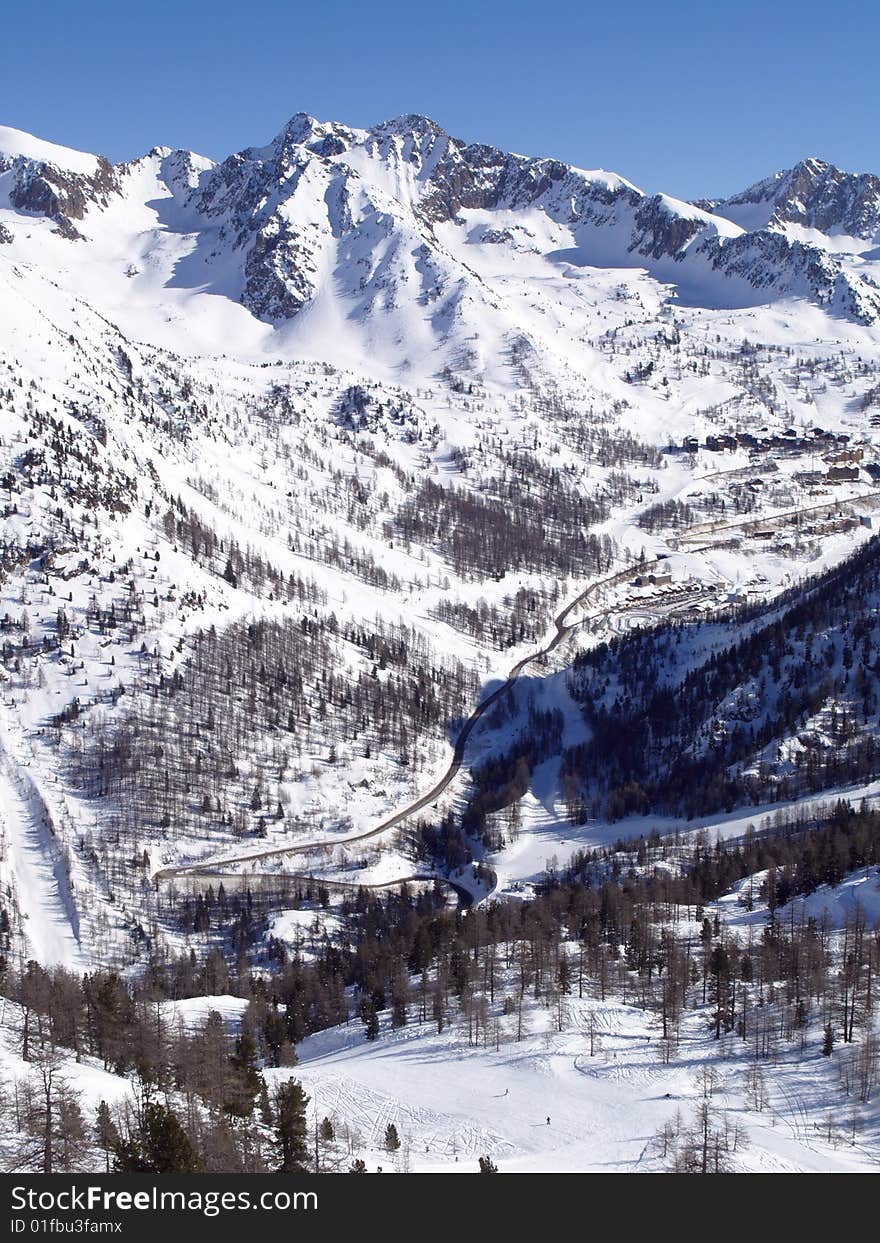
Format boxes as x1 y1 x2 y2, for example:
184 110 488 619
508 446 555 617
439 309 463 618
226 1032 262 1117
114 1103 203 1174
95 1100 119 1173
384 1122 400 1152
258 1079 274 1125
55 1087 88 1173
558 957 572 995
391 986 407 1029
24 1046 89 1175
359 998 380 1041
478 1155 499 1173
822 1023 835 1056
273 1079 311 1173
262 1008 290 1067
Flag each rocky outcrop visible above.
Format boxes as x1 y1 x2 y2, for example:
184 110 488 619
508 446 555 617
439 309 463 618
630 196 707 260
4 114 876 327
241 219 320 320
4 153 118 233
702 158 880 242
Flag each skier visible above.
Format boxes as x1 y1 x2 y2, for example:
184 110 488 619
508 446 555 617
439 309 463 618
546 1116 550 1125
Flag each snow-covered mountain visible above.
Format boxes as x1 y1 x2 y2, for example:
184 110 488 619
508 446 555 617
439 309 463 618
3 114 880 357
3 110 880 976
3 111 880 1179
699 157 880 245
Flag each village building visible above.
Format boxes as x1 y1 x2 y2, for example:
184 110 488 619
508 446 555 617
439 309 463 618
827 465 860 483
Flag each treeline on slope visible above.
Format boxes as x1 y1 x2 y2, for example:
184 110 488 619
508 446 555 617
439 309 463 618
391 464 616 580
0 966 333 1173
160 502 327 604
334 384 422 440
64 612 480 882
3 539 178 668
433 584 560 650
567 799 880 913
637 499 698 532
0 883 451 1174
520 375 663 469
6 403 136 515
3 804 878 1172
561 534 880 820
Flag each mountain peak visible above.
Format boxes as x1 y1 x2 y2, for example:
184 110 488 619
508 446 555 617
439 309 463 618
280 111 324 141
370 113 448 139
246 111 360 163
0 124 102 177
705 155 880 242
787 155 832 177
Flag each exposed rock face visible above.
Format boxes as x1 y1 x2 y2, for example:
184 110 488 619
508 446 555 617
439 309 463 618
163 116 645 324
700 158 880 242
630 197 707 259
2 114 879 327
242 219 320 320
3 152 119 236
193 116 879 327
697 230 880 324
417 134 633 224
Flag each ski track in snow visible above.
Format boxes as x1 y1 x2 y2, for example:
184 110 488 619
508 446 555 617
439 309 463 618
0 712 85 969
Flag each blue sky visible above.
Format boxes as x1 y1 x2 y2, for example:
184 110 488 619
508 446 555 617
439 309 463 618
2 0 877 199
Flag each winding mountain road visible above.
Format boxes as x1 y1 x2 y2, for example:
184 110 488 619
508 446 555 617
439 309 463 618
157 482 878 889
154 556 661 884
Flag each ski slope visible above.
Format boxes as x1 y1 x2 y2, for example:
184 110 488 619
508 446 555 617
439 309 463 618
0 724 85 969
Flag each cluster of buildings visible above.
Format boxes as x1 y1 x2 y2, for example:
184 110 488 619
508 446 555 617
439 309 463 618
632 570 674 588
677 426 857 456
675 428 873 487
